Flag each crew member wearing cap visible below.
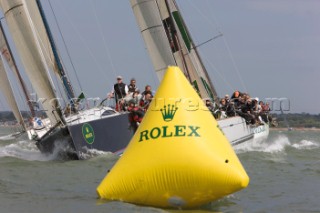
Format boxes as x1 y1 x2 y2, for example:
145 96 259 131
108 76 129 111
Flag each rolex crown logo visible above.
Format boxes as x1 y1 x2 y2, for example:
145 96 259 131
160 104 178 122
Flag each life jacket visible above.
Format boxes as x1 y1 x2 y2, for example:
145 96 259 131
139 99 151 111
128 106 145 123
114 83 126 100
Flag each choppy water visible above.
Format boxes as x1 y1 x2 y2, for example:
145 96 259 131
0 127 319 213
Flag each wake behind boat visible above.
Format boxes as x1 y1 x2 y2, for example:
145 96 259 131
0 131 24 141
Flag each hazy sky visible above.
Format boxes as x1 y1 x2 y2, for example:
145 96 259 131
0 0 319 114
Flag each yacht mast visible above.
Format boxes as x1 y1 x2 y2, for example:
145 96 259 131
172 0 219 101
36 0 76 103
131 0 219 102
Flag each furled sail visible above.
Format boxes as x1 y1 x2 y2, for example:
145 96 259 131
0 0 64 125
130 0 218 101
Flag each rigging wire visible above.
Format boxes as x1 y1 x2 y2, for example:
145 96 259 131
191 32 223 50
201 53 235 92
51 67 67 107
222 36 248 92
202 0 248 92
26 15 67 106
53 0 113 93
48 0 83 93
91 0 117 78
179 0 248 92
29 1 68 106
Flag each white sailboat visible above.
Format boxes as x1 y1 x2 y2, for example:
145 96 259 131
130 0 269 146
0 0 135 159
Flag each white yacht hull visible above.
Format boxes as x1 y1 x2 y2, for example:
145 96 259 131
218 116 269 146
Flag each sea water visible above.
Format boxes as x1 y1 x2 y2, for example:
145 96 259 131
0 126 319 213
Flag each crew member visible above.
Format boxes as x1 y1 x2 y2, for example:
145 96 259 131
108 76 128 111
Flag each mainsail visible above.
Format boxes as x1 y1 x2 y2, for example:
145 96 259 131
0 0 64 125
32 0 76 102
131 0 270 146
130 0 218 101
0 22 35 117
0 0 137 158
0 52 25 130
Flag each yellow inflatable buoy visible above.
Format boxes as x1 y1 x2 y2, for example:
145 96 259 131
97 66 249 208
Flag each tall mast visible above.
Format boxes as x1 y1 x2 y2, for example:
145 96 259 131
164 0 192 82
0 22 35 117
36 0 75 104
131 0 219 101
172 0 219 101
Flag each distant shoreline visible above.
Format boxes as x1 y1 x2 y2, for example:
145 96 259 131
270 127 320 131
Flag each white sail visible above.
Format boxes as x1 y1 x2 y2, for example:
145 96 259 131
24 0 60 78
131 0 270 146
0 23 35 117
0 56 25 130
0 28 17 71
0 0 63 125
131 0 176 80
130 0 218 100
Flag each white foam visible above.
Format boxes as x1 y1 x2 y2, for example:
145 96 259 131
78 146 112 160
0 138 116 161
0 133 17 140
235 135 291 153
0 140 55 161
291 140 319 150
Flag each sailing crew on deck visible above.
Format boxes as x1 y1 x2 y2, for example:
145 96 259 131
140 93 153 111
205 99 215 111
141 85 155 99
225 94 230 104
218 98 228 119
32 117 44 130
128 78 139 94
205 99 220 119
260 101 272 123
131 90 142 105
127 100 145 132
231 90 242 108
124 78 141 105
108 76 129 111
